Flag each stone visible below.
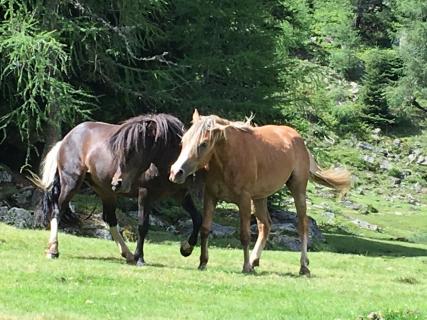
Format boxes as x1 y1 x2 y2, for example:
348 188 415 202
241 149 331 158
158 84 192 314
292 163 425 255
342 199 362 211
413 182 423 193
407 194 419 206
362 155 376 164
11 186 34 208
178 219 236 238
350 218 380 232
417 155 427 165
1 207 34 229
322 211 335 223
211 222 236 238
379 160 392 171
358 142 375 151
270 234 301 251
408 153 417 163
392 138 401 147
0 166 12 183
372 128 381 135
268 210 325 245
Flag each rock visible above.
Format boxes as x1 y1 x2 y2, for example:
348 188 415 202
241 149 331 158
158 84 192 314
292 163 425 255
91 228 112 240
413 182 423 193
417 155 427 165
270 223 298 235
367 311 384 320
407 194 419 206
149 214 169 229
11 186 34 208
372 128 381 135
0 206 8 219
178 219 236 238
390 177 401 186
358 142 375 151
1 207 34 229
362 155 375 164
0 165 13 183
342 199 362 211
268 210 325 246
322 211 335 223
371 128 381 141
270 234 301 251
392 138 401 147
379 160 392 171
350 218 380 232
408 153 417 163
362 204 378 215
211 222 236 238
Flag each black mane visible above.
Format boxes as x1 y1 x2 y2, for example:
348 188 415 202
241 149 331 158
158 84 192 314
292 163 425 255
110 113 184 165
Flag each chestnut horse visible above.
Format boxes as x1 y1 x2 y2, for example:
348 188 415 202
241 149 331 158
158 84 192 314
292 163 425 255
31 114 202 266
169 110 351 275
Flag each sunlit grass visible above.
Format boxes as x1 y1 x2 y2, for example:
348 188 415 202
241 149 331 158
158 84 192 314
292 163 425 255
0 223 426 320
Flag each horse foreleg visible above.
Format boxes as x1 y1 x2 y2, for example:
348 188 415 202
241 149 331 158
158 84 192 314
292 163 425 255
180 194 202 257
103 199 134 264
239 192 253 273
199 192 216 270
134 187 150 266
250 198 271 269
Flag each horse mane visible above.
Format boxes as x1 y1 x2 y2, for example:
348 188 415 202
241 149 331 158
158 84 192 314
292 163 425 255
110 113 184 164
182 114 253 152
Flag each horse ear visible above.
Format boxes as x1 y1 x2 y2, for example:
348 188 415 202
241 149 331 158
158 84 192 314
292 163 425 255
192 109 200 122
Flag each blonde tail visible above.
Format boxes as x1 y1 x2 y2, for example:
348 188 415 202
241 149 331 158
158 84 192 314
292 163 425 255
28 141 62 191
308 151 351 197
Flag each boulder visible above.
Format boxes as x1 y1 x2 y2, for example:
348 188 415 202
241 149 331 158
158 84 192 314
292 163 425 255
350 218 380 232
0 207 34 229
178 219 236 238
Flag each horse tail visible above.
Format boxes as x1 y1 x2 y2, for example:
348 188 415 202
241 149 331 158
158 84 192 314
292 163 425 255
29 141 62 227
308 150 351 197
28 141 62 191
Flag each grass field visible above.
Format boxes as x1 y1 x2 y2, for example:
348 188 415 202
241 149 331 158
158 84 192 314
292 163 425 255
0 223 426 320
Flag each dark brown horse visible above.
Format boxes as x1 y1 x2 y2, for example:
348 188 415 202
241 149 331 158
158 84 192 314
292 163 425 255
170 110 351 275
31 114 202 266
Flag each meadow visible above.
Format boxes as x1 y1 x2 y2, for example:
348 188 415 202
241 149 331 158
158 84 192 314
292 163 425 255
0 222 426 320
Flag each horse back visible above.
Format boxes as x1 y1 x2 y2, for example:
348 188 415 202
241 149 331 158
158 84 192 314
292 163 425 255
210 125 309 200
58 121 120 181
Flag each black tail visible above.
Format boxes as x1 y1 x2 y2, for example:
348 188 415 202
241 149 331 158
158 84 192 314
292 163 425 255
34 170 80 228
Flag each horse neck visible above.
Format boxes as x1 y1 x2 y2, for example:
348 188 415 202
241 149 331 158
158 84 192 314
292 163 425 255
209 127 241 170
150 137 181 170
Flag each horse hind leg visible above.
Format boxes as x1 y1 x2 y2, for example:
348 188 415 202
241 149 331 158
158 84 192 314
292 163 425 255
46 170 84 259
134 187 150 267
286 173 310 276
249 198 271 269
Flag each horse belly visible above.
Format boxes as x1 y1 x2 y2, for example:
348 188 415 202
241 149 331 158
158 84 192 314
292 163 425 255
251 150 294 198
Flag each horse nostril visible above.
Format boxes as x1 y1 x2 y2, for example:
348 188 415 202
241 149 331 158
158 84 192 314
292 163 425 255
112 179 122 191
176 169 184 178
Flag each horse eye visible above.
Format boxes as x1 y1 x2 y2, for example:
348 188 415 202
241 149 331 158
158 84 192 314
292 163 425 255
198 142 208 150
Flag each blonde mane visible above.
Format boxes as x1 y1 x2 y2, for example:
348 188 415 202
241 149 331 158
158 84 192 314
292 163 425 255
182 114 254 153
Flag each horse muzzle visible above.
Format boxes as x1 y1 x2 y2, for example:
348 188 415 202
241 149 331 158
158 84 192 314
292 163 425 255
169 168 186 184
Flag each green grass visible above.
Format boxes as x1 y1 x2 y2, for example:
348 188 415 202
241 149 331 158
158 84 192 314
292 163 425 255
0 223 426 320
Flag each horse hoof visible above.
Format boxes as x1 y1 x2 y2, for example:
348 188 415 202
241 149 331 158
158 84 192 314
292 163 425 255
299 266 311 277
46 252 59 259
198 264 207 271
242 264 254 274
180 242 194 257
250 258 260 268
136 259 145 267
